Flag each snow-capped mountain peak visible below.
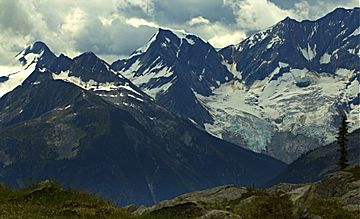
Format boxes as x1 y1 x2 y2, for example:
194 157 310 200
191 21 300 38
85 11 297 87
111 27 233 125
205 7 360 162
110 7 359 163
129 28 208 59
16 41 56 67
1 42 143 101
0 41 57 98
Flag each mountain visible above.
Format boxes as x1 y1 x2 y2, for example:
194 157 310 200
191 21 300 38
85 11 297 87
16 41 57 67
0 43 286 206
269 129 360 185
109 8 360 163
111 28 233 125
0 41 56 97
221 8 359 85
196 7 360 162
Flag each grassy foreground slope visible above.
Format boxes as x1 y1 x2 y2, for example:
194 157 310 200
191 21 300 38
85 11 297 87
1 167 359 218
0 180 184 219
0 180 129 219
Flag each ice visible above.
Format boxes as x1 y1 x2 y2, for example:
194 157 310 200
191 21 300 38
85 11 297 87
31 81 41 85
348 26 360 38
128 94 144 102
246 29 269 48
320 53 331 64
186 38 195 45
310 24 318 38
198 67 359 151
266 35 282 49
298 43 317 61
143 77 175 98
348 105 360 132
279 62 289 68
222 61 242 79
0 63 36 97
188 118 198 125
118 83 142 96
52 71 142 96
347 48 360 56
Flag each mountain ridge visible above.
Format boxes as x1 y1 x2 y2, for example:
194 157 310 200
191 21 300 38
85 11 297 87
0 55 286 206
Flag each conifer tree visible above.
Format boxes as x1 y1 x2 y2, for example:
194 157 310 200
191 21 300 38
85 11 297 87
337 114 349 169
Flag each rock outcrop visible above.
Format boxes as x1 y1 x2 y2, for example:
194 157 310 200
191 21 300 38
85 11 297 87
133 166 360 218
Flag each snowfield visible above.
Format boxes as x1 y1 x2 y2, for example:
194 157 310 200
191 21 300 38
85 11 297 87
198 67 360 152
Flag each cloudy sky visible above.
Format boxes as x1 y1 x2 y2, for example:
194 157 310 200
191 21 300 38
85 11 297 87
0 0 358 65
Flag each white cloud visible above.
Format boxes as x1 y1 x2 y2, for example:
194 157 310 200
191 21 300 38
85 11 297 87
209 31 247 48
61 8 87 36
125 17 159 28
292 0 358 20
223 0 295 31
188 16 210 26
187 21 247 48
223 0 358 32
99 16 114 26
0 0 358 66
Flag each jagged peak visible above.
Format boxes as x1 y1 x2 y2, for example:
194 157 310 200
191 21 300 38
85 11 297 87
15 41 56 66
157 27 208 44
318 7 359 22
74 51 107 64
331 7 358 14
24 41 54 56
128 27 208 58
280 16 298 24
157 27 188 39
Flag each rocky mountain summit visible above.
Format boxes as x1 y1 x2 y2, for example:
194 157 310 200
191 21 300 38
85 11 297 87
0 44 286 206
111 8 360 163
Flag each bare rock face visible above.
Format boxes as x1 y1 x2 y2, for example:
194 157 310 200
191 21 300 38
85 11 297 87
314 171 354 197
313 169 360 211
133 185 247 218
134 167 360 219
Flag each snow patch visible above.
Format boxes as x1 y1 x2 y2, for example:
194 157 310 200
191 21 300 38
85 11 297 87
128 93 144 102
52 71 142 96
186 38 195 45
347 48 360 56
0 63 36 97
198 67 359 152
143 77 176 98
320 53 331 64
348 27 360 38
298 44 317 61
267 35 282 49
